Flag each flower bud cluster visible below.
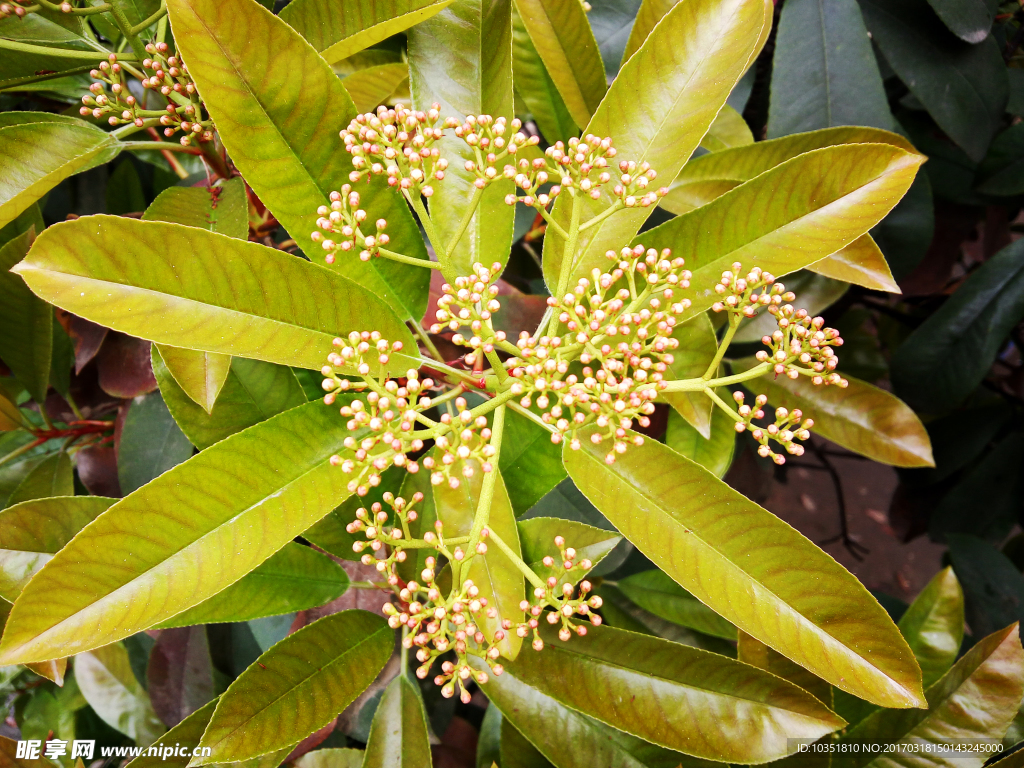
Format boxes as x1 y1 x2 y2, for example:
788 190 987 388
503 134 669 209
755 305 847 387
421 404 497 489
429 261 507 367
507 246 693 463
81 55 146 128
731 392 814 465
0 1 32 18
341 103 451 196
710 264 792 318
311 185 389 264
348 492 423 579
453 114 538 190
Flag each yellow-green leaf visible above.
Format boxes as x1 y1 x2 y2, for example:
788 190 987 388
564 431 926 708
664 313 717 437
517 516 621 591
618 569 737 640
8 451 72 506
0 401 356 665
341 62 410 113
76 642 166 746
898 566 964 689
809 235 900 293
154 347 232 415
512 0 606 128
511 5 576 144
665 406 736 479
12 217 419 375
738 630 833 707
0 393 26 432
142 179 249 240
363 675 432 768
195 610 392 764
700 105 754 153
738 363 935 468
621 0 679 65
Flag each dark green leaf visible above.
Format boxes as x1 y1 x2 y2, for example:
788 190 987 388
870 169 934 281
859 0 1007 162
117 391 194 495
947 535 1024 639
976 123 1024 197
14 217 420 374
498 408 566 516
8 451 72 506
106 160 146 216
898 566 964 689
195 610 392 764
156 542 350 628
618 569 737 640
564 431 925 708
768 0 892 137
49 314 73 397
0 229 51 403
925 0 993 43
891 238 1024 413
363 675 433 768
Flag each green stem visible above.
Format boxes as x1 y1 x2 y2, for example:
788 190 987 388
107 1 147 60
36 0 112 14
64 392 85 421
0 64 96 90
485 349 507 383
112 118 162 139
120 140 200 153
533 202 568 240
0 439 40 470
486 526 545 591
378 247 443 270
130 0 166 33
444 186 483 260
703 315 741 380
382 535 469 550
658 362 772 393
410 321 445 362
507 401 555 434
0 39 133 60
578 200 623 233
546 194 581 337
404 190 444 260
704 386 743 422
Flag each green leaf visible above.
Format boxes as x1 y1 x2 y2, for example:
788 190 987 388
106 159 147 216
143 179 249 239
0 394 27 432
872 167 934 281
118 391 194 495
563 431 926 708
637 144 924 322
621 0 679 65
8 451 72 506
0 229 50 403
618 569 737 640
497 408 566 516
700 105 754 152
0 200 43 249
0 401 356 664
891 237 1024 414
512 0 605 128
542 0 772 290
517 516 621 591
153 348 307 451
295 750 365 768
49 314 73 397
156 542 349 628
341 62 410 113
434 463 525 658
511 5 576 145
363 675 433 768
738 630 833 707
898 566 964 689
947 535 1024 640
155 346 232 416
976 123 1024 197
925 0 994 44
167 0 430 320
111 0 162 28
663 313 716 437
477 697 503 768
501 718 555 768
665 407 735 479
0 496 114 602
834 624 1024 768
859 0 1007 162
482 624 844 763
76 642 166 746
280 0 456 64
408 0 517 280
396 469 439 585
767 0 891 137
196 610 392 764
808 235 900 294
0 122 119 231
735 363 934 468
13 217 419 375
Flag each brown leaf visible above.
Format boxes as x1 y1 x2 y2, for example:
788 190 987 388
75 444 121 497
282 720 337 764
96 333 157 399
56 310 109 374
147 626 215 727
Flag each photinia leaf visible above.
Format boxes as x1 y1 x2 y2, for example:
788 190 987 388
834 624 1024 768
738 630 833 708
637 144 924 322
0 401 357 665
341 62 410 113
195 610 392 764
0 122 120 230
153 348 307 451
117 391 194 495
155 542 350 628
511 5 576 145
808 235 900 294
408 0 517 280
517 516 620 591
767 0 892 137
735 362 935 468
898 566 964 689
142 179 249 240
294 750 365 768
480 624 844 762
732 271 848 345
168 0 430 320
541 0 773 291
620 0 680 66
76 642 166 746
665 407 736 479
564 431 926 708
154 347 232 416
434 462 525 659
0 230 51 403
512 0 606 128
663 313 717 438
13 217 420 375
947 535 1024 640
280 0 456 64
497 408 566 516
618 569 737 640
0 496 115 602
8 451 73 506
890 238 1024 414
395 469 439 585
146 625 215 728
976 123 1024 197
501 718 555 768
700 105 754 153
362 675 433 768
0 393 27 432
